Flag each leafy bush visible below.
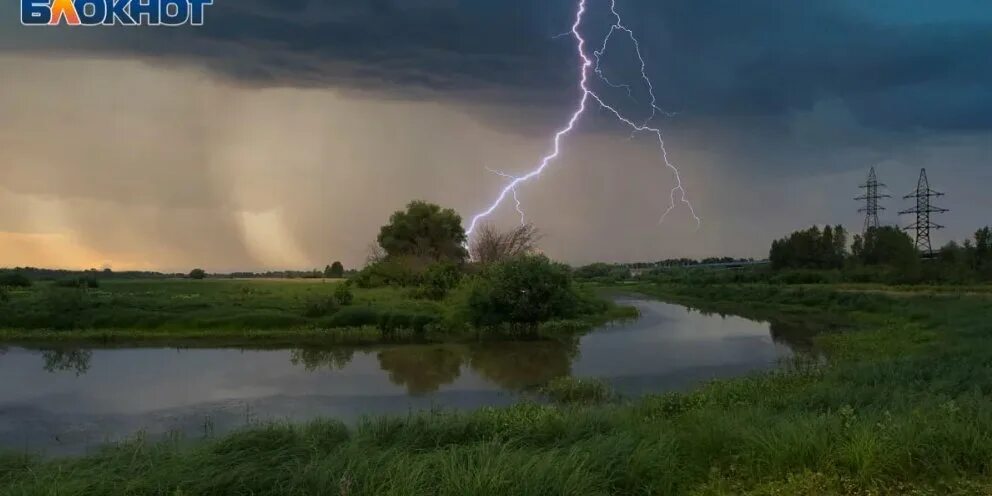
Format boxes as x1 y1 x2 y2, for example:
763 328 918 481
333 283 354 306
419 262 463 300
188 268 207 280
377 311 438 335
0 273 32 288
353 256 430 288
459 255 584 327
302 296 339 318
327 307 380 328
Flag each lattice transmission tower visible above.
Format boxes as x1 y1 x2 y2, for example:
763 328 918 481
899 168 948 257
855 166 890 233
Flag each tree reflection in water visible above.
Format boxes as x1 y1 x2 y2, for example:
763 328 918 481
377 346 464 396
373 340 579 395
287 339 582 395
466 339 578 390
768 321 817 351
290 348 356 372
41 349 92 376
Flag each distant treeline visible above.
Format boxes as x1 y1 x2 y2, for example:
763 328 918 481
766 225 992 284
0 267 178 281
622 257 757 269
0 266 356 283
573 257 758 282
575 224 992 286
221 269 357 280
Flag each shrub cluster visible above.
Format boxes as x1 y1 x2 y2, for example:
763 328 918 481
352 256 430 288
302 296 339 318
333 283 354 306
458 255 586 328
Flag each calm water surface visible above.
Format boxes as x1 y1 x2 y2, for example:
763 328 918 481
0 298 805 455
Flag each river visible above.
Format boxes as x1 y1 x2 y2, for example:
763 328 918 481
0 297 806 455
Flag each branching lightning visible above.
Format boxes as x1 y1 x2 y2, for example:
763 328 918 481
486 168 527 225
466 0 700 240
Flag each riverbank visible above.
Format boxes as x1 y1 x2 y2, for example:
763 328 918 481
4 283 992 494
0 279 636 347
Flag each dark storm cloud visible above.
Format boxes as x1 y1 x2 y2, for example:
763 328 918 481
2 0 990 133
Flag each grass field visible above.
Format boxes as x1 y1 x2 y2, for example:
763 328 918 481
4 283 992 494
0 279 634 346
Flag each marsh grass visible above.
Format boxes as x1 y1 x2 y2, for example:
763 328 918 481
5 285 992 494
540 377 615 405
0 279 631 346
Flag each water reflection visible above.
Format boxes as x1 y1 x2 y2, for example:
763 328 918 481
378 346 464 395
683 306 816 351
35 341 584 397
1 298 816 455
467 341 577 390
290 348 355 372
285 342 580 395
768 321 818 351
27 306 816 396
41 349 92 376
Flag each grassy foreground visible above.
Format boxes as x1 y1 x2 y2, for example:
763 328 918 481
4 284 992 494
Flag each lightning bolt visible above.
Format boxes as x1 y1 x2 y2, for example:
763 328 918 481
466 0 700 240
486 168 527 225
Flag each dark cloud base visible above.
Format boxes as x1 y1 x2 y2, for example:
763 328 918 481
3 0 990 134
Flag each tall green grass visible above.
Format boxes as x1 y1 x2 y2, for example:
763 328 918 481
4 285 992 494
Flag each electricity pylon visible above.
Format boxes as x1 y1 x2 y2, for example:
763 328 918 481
855 166 890 233
899 168 948 257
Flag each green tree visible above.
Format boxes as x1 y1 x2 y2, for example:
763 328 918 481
975 227 992 266
851 226 919 271
769 225 847 270
377 201 468 262
973 227 992 278
329 261 345 278
188 268 207 280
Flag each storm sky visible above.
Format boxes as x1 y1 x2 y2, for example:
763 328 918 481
1 0 990 271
